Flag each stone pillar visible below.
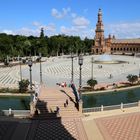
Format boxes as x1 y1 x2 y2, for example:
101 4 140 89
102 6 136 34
101 105 104 111
30 102 35 116
138 100 140 106
121 102 123 110
79 100 83 113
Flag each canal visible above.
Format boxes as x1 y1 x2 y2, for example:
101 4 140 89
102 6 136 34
82 87 140 108
0 96 30 110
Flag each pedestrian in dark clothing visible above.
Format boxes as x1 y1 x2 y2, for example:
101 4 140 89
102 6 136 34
64 103 66 107
66 99 68 106
56 106 60 115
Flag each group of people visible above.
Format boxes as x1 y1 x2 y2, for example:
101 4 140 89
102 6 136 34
56 99 69 116
56 82 67 87
98 65 103 69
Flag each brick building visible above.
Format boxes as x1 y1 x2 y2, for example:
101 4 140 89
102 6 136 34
92 9 140 55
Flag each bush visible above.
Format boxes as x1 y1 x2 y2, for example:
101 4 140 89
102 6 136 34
19 79 29 92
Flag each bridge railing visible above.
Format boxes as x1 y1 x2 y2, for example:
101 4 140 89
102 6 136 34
0 110 30 117
82 100 140 113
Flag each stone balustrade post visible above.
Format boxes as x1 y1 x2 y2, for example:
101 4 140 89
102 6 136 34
138 100 140 106
121 102 123 110
101 105 104 111
30 101 36 116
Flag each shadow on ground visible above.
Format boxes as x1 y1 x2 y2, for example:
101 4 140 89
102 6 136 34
0 99 77 140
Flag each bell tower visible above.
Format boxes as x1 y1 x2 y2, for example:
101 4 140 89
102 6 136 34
92 9 105 54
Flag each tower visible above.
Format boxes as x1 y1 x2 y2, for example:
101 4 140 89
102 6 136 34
40 27 44 38
92 9 105 54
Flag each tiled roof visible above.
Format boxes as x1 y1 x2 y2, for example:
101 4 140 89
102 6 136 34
112 39 140 44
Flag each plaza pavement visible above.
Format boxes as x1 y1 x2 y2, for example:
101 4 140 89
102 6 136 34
82 106 140 140
0 55 140 89
0 101 140 140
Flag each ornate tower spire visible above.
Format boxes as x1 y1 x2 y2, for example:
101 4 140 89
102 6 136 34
94 9 105 53
96 8 104 32
98 8 102 23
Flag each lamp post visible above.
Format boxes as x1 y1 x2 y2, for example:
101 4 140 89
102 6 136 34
139 64 140 78
19 57 22 81
28 59 33 90
39 53 42 84
78 54 83 100
91 57 94 79
71 52 74 82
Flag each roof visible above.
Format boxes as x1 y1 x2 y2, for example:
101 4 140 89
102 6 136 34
112 38 140 44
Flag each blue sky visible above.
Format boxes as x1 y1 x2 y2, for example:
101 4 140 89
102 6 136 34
0 0 140 39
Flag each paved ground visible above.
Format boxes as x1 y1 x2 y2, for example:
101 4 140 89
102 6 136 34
95 112 140 140
82 107 140 140
1 107 140 140
0 54 140 88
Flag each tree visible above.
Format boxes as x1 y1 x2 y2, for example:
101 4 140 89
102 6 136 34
127 74 138 84
19 79 29 92
87 79 98 89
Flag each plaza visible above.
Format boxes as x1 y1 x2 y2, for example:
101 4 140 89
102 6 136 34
0 54 140 89
0 2 140 139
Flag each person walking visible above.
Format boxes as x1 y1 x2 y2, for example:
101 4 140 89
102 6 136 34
66 99 68 106
56 106 60 115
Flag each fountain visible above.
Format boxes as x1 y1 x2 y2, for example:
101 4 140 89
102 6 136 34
94 54 127 64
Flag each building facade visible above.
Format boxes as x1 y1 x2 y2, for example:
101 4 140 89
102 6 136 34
92 9 140 55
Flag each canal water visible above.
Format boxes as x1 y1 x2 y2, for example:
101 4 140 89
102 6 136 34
0 96 30 110
82 87 140 108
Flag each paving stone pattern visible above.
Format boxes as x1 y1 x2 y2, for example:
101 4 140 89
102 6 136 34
95 112 140 140
0 55 140 88
32 119 81 140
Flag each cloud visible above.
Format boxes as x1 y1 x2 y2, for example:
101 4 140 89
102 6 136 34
32 21 41 27
32 22 56 32
60 25 94 39
16 27 40 36
60 26 78 34
2 30 15 35
105 22 140 38
72 16 90 28
51 7 71 19
1 22 56 37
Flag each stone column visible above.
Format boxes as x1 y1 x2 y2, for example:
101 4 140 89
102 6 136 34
30 102 35 116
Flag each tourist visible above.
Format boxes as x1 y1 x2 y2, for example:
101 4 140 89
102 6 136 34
64 103 66 107
66 99 68 106
64 82 67 87
56 106 60 115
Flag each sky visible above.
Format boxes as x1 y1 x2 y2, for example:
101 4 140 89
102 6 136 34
0 0 140 39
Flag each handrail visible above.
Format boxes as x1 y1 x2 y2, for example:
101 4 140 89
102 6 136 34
83 101 140 113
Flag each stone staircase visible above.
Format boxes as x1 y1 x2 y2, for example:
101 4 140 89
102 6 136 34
32 86 83 119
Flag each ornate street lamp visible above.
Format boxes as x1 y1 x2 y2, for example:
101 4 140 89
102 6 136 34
139 64 140 78
71 52 74 82
28 59 33 90
39 53 42 84
91 57 94 79
19 57 22 81
78 54 83 100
